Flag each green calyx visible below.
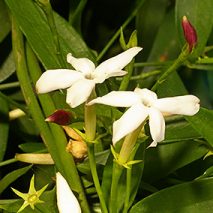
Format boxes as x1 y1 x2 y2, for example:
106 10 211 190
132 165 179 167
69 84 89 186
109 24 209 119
111 145 142 169
11 175 48 212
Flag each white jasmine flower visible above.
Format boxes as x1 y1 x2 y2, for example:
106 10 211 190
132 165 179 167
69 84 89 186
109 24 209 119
88 88 200 147
36 47 142 108
56 172 81 213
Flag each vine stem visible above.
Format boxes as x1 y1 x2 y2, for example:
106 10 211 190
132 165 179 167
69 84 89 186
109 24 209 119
97 0 146 62
109 162 123 213
151 48 189 91
87 144 108 213
85 92 108 213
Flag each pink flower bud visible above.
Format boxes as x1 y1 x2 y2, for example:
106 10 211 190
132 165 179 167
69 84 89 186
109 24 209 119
45 109 72 125
182 16 197 52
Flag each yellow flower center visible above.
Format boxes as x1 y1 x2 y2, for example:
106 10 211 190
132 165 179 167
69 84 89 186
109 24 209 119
28 194 38 203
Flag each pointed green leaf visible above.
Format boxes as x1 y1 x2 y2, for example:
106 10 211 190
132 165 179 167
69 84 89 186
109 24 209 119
0 165 32 194
130 178 213 213
0 96 9 162
0 52 16 83
143 140 208 183
5 0 94 70
0 0 10 42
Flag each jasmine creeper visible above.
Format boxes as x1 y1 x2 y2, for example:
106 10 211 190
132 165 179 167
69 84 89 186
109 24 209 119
56 172 81 213
88 88 200 147
36 47 142 108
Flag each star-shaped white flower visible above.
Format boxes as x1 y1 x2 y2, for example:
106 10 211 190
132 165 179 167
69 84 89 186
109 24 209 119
56 172 81 213
88 88 200 147
36 47 142 108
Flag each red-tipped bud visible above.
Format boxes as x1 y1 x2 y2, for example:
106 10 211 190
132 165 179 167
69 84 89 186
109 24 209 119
182 16 197 52
45 109 72 125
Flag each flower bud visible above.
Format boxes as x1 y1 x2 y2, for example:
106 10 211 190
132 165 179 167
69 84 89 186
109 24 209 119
45 110 72 125
66 139 87 162
182 16 197 52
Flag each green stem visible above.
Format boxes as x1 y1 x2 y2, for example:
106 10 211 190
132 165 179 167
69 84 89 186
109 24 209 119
109 162 123 213
87 144 108 213
25 43 90 212
131 70 161 80
123 142 143 213
97 0 145 62
0 92 28 114
151 49 189 91
85 93 108 213
0 82 20 90
134 61 172 68
117 70 161 81
119 60 134 91
123 165 132 213
0 158 17 167
110 125 143 213
85 95 96 142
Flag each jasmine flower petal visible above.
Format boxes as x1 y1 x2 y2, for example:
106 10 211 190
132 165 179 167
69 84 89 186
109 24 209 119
67 53 95 75
94 47 142 83
56 172 81 213
66 79 96 108
36 69 83 93
113 103 148 145
94 70 127 84
88 91 140 107
148 107 165 147
134 88 158 104
154 95 200 116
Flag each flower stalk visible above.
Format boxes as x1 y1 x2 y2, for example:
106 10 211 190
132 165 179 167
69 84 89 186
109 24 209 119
110 124 143 213
85 92 108 213
109 162 123 213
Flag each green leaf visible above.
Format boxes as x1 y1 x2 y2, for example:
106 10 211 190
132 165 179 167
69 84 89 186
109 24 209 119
142 140 208 183
136 0 168 60
0 52 16 83
0 95 9 162
0 165 32 194
130 177 213 213
18 142 47 153
5 0 94 70
147 8 180 62
0 0 10 42
54 12 95 60
175 0 213 57
186 108 213 147
5 0 60 68
165 121 201 142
